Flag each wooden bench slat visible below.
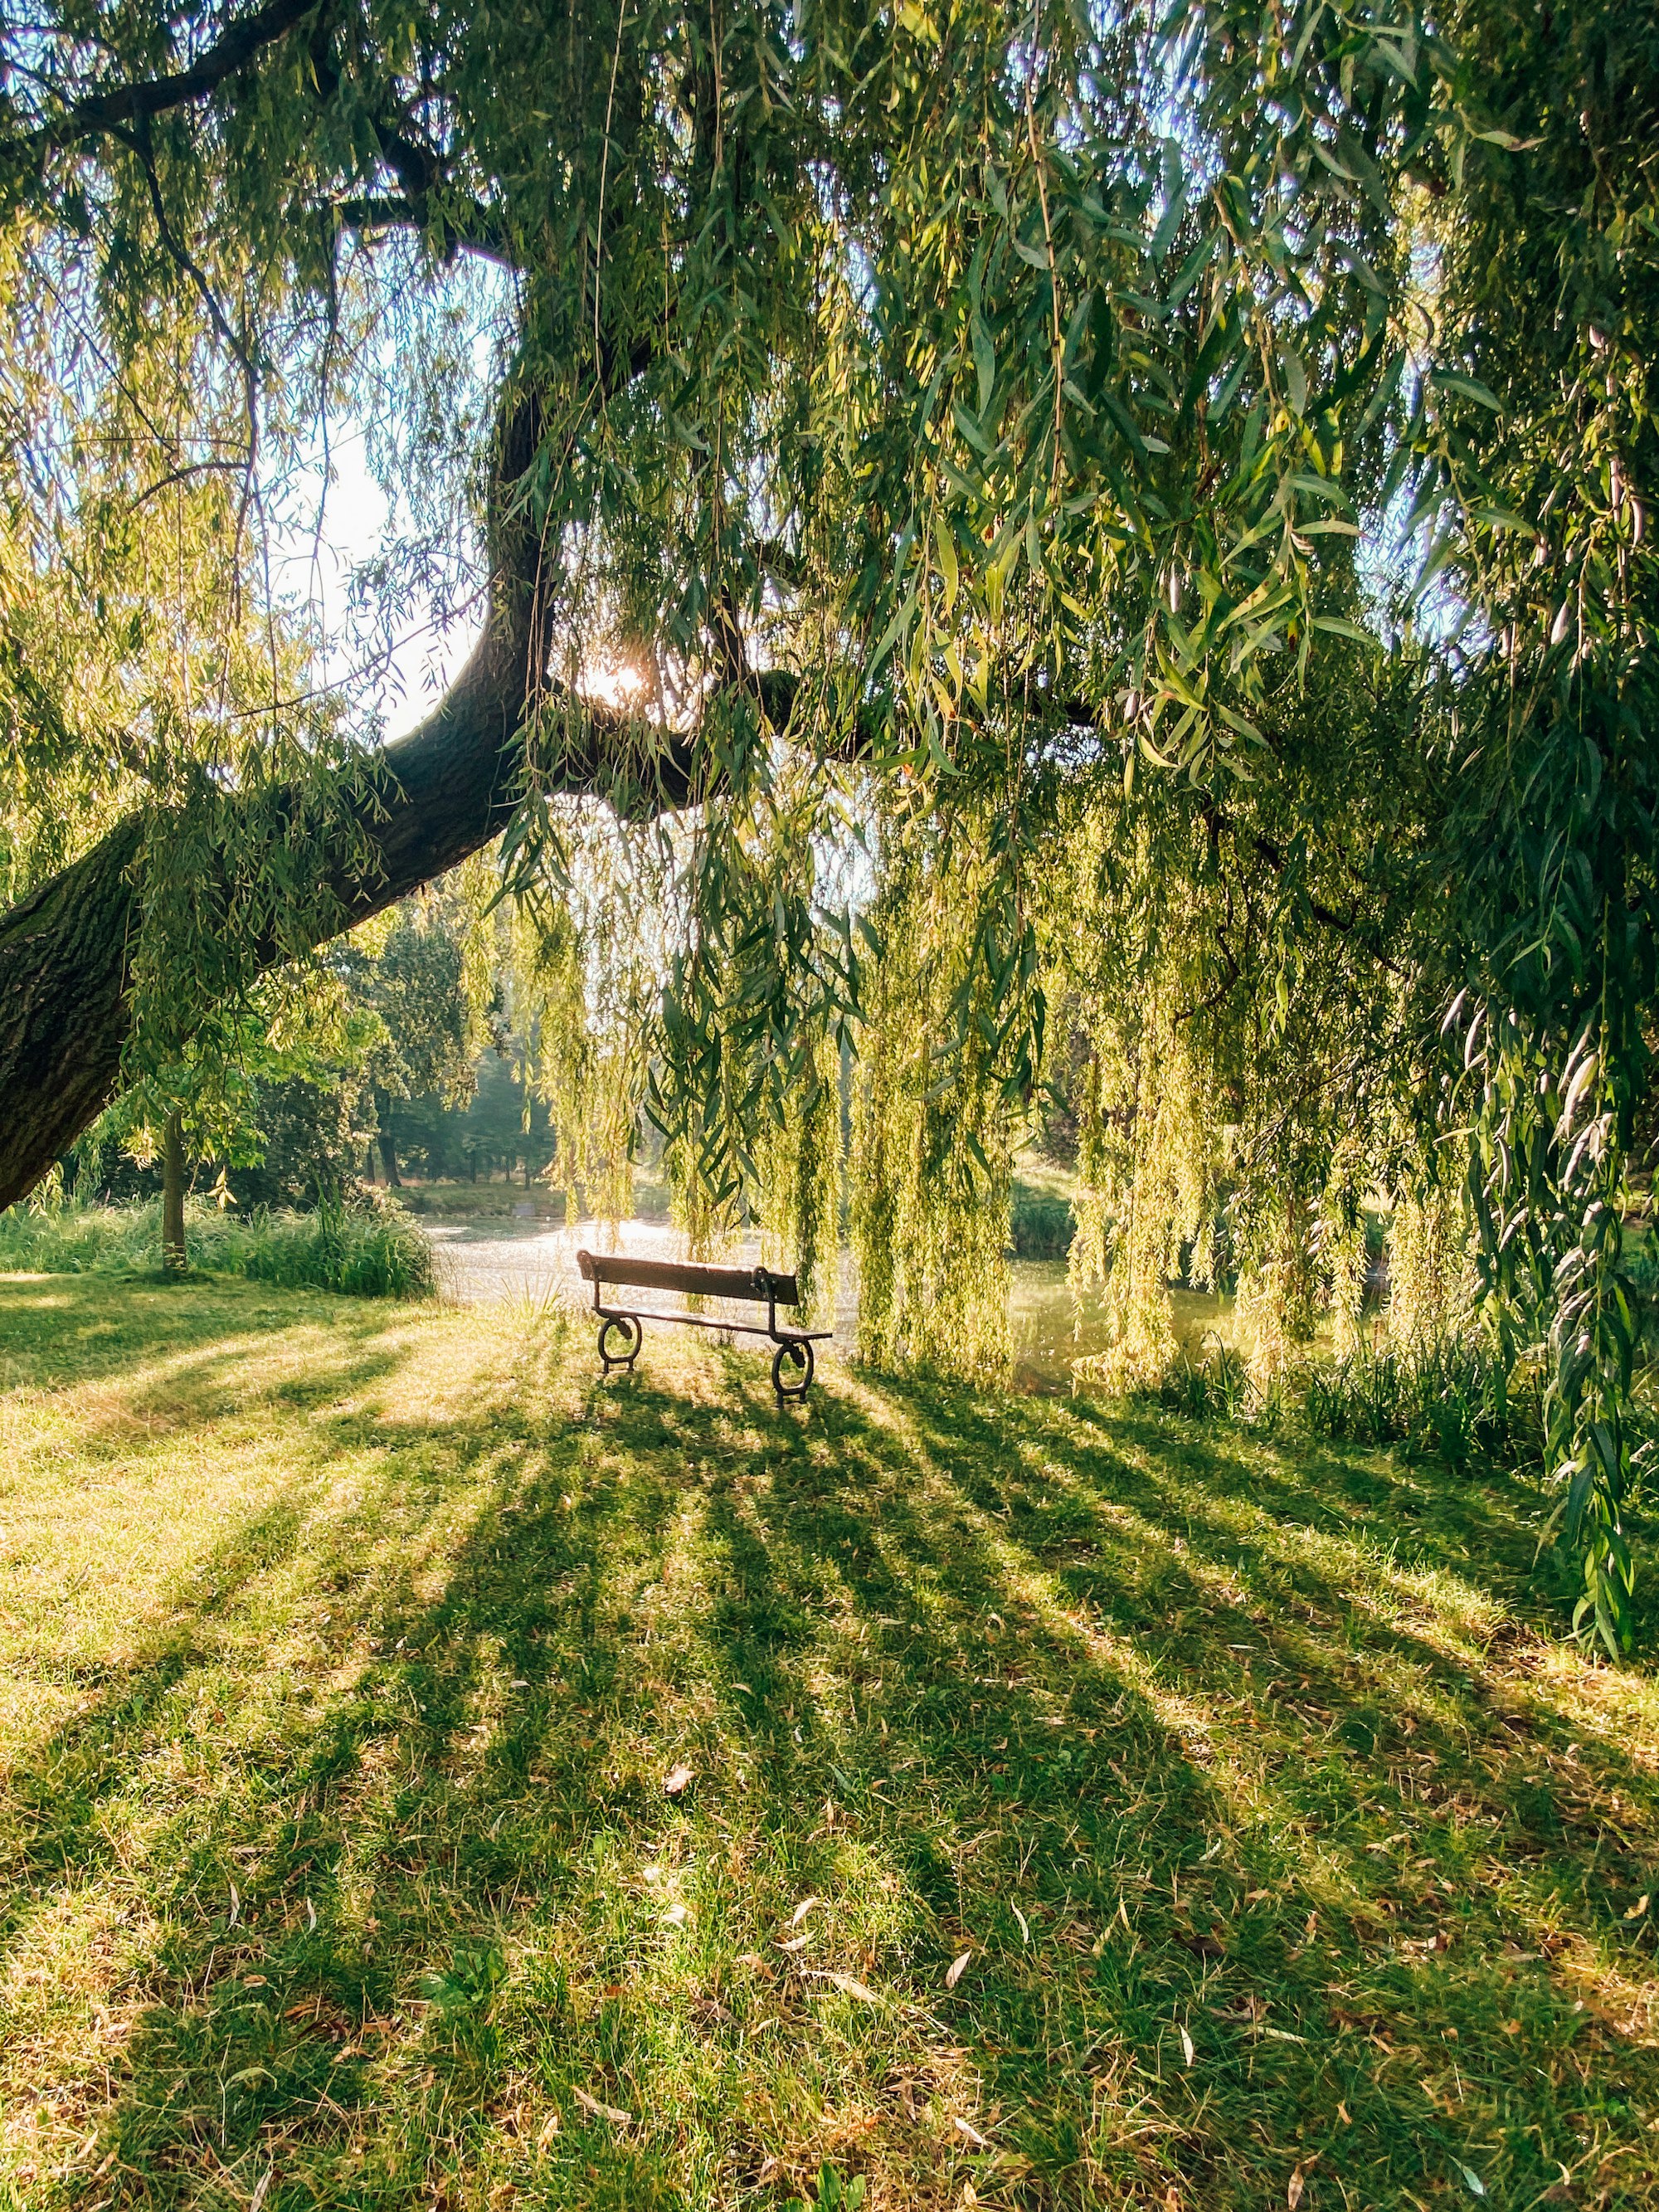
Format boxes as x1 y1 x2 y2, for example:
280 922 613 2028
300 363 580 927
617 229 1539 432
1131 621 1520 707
577 1249 800 1306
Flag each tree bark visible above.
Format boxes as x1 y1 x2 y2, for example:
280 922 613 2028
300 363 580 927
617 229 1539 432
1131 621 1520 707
0 370 715 1212
0 654 530 1209
0 358 834 1216
161 1108 187 1274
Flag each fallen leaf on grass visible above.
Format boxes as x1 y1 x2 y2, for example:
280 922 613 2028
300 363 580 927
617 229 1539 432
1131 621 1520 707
946 1951 972 1990
808 1970 879 2002
1287 2169 1305 2210
536 2114 561 2146
664 1902 688 1926
955 2116 990 2149
572 2088 632 2126
789 1895 819 1927
663 1763 694 1797
1179 2026 1194 2067
1456 2166 1486 2200
778 1934 811 1953
1626 1893 1651 1921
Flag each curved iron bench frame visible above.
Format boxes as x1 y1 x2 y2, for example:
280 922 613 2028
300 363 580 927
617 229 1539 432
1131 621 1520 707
576 1249 831 1400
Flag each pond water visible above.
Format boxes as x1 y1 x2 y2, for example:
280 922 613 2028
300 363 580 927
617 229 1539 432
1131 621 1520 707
421 1216 1238 1393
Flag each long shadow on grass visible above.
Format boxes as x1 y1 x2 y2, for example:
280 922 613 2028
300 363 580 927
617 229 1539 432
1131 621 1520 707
4 1300 1659 2211
678 1366 1659 2201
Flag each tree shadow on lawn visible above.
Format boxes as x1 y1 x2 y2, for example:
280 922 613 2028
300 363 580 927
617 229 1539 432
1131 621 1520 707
2 1288 1659 2210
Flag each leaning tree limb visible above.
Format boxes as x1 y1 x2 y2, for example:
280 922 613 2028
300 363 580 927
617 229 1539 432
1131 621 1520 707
0 363 723 1211
21 0 324 153
0 611 845 1210
0 624 519 1209
0 621 750 1214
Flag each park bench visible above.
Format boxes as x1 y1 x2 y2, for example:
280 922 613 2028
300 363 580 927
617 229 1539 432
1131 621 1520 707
576 1249 830 1400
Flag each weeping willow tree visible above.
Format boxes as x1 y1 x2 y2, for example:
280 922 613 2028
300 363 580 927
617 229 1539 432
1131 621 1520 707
0 0 1656 1642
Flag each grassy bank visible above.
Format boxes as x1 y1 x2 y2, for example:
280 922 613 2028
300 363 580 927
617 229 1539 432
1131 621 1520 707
2 1276 1659 2209
0 1199 434 1298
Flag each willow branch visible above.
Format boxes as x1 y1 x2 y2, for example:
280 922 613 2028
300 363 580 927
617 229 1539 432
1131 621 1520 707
26 0 321 149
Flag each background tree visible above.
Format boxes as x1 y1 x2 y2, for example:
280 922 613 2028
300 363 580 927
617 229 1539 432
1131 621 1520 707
66 963 384 1235
345 889 489 1186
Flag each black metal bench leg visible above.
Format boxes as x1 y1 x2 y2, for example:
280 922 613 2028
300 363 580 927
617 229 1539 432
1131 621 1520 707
598 1312 642 1372
771 1337 814 1401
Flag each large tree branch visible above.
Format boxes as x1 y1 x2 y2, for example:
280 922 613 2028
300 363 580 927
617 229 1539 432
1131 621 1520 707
334 191 513 266
0 665 657 1211
19 0 518 268
0 653 505 1211
26 0 321 149
0 636 864 1208
0 363 836 1211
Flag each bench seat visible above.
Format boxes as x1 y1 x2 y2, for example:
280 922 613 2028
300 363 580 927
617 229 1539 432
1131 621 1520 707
576 1248 830 1399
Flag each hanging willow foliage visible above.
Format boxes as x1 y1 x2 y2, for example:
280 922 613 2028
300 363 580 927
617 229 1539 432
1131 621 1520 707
504 808 670 1230
847 799 1029 1382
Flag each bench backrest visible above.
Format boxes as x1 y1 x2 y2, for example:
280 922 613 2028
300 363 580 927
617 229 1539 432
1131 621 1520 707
577 1249 800 1307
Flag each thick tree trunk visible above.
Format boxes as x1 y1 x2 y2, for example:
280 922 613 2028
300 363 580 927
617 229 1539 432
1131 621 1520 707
0 816 147 1216
378 1123 402 1189
0 640 738 1212
0 664 525 1210
161 1109 187 1274
0 360 807 1216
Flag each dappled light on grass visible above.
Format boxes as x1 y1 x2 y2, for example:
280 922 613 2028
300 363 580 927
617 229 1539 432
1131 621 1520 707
2 1278 1659 2208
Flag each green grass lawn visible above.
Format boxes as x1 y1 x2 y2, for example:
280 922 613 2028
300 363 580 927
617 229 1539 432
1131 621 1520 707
2 1278 1659 2210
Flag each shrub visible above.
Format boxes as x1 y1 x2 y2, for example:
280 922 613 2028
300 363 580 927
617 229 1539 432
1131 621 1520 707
228 1203 435 1298
1155 1337 1249 1420
1302 1334 1546 1474
1137 1319 1564 1483
0 1197 434 1299
0 1199 159 1275
1010 1181 1074 1260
